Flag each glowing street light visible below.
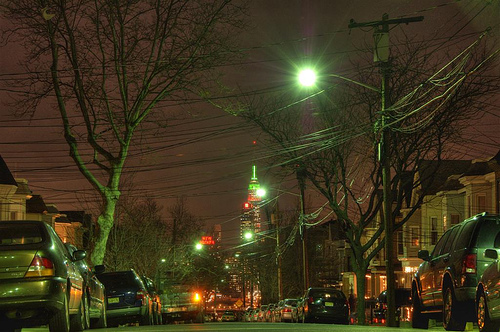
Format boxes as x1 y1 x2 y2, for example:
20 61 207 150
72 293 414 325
298 68 317 87
243 231 254 241
195 243 203 250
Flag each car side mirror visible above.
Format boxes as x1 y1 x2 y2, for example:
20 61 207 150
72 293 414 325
93 264 106 275
73 249 87 261
417 250 430 261
484 249 498 260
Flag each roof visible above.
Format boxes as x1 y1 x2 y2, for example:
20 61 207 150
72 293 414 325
0 155 17 186
26 195 48 214
418 160 472 195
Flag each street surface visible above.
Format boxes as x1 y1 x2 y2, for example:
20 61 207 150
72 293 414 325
23 321 479 332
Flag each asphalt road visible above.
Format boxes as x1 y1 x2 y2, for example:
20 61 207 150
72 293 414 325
24 321 479 332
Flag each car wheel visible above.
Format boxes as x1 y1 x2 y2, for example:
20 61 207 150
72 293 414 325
412 288 429 329
93 299 107 329
477 290 500 332
443 287 466 331
70 294 86 331
49 293 70 332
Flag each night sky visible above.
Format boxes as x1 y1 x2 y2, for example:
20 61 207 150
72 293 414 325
1 0 499 246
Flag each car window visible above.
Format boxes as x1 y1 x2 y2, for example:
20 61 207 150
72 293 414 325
285 299 297 306
309 290 345 299
97 272 138 289
473 218 500 249
454 220 476 250
431 230 451 257
45 224 72 258
0 223 44 245
442 226 461 254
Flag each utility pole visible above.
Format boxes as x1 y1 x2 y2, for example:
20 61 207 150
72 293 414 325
348 13 423 327
297 167 309 292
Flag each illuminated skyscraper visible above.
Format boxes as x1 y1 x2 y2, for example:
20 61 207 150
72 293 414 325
240 165 263 239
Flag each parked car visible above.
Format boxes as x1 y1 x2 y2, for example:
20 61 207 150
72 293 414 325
412 213 500 330
257 304 268 322
301 287 349 324
221 310 237 322
141 276 162 325
65 243 107 329
265 303 276 322
296 297 306 323
0 220 87 332
373 288 411 324
476 248 500 332
280 298 299 323
273 300 284 322
96 269 154 326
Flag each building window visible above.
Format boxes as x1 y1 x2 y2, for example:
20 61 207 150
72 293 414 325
10 211 17 220
410 226 420 247
476 194 486 214
451 214 460 226
397 231 404 255
431 217 438 245
468 195 472 218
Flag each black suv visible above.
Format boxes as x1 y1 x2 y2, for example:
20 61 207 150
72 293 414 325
301 287 349 324
412 213 500 330
96 269 154 327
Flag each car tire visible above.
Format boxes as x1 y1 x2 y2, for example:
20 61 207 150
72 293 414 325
50 293 70 332
412 288 429 329
443 287 466 331
477 290 500 332
92 299 107 329
70 294 86 332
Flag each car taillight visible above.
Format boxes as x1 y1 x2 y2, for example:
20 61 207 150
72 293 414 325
25 255 55 277
284 308 291 312
136 289 147 303
462 254 476 274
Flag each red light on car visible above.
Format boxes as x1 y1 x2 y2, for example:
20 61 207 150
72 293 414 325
25 255 55 277
462 254 476 274
136 289 147 304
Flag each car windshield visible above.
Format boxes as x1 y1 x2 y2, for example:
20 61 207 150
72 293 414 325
0 223 44 246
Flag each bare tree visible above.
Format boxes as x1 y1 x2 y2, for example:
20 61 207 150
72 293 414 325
1 0 246 264
232 36 499 324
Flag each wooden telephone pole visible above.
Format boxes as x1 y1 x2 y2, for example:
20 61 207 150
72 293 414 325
348 13 423 327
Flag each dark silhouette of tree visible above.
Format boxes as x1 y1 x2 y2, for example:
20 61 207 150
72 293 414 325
231 36 499 324
1 0 246 265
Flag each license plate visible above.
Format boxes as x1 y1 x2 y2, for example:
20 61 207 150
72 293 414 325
325 302 334 307
108 297 120 304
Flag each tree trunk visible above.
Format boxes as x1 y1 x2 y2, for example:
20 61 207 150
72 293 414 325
91 192 119 265
355 268 367 325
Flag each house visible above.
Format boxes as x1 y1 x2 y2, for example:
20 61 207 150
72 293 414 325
0 155 85 247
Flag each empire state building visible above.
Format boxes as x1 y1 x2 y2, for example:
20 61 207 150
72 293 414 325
240 165 264 239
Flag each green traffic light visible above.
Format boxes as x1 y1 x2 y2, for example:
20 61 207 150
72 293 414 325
195 243 203 250
298 68 317 87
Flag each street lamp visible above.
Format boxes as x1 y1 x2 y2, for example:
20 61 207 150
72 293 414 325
298 68 317 87
297 64 396 325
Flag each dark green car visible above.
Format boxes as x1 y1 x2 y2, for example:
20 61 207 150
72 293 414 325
0 220 87 332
